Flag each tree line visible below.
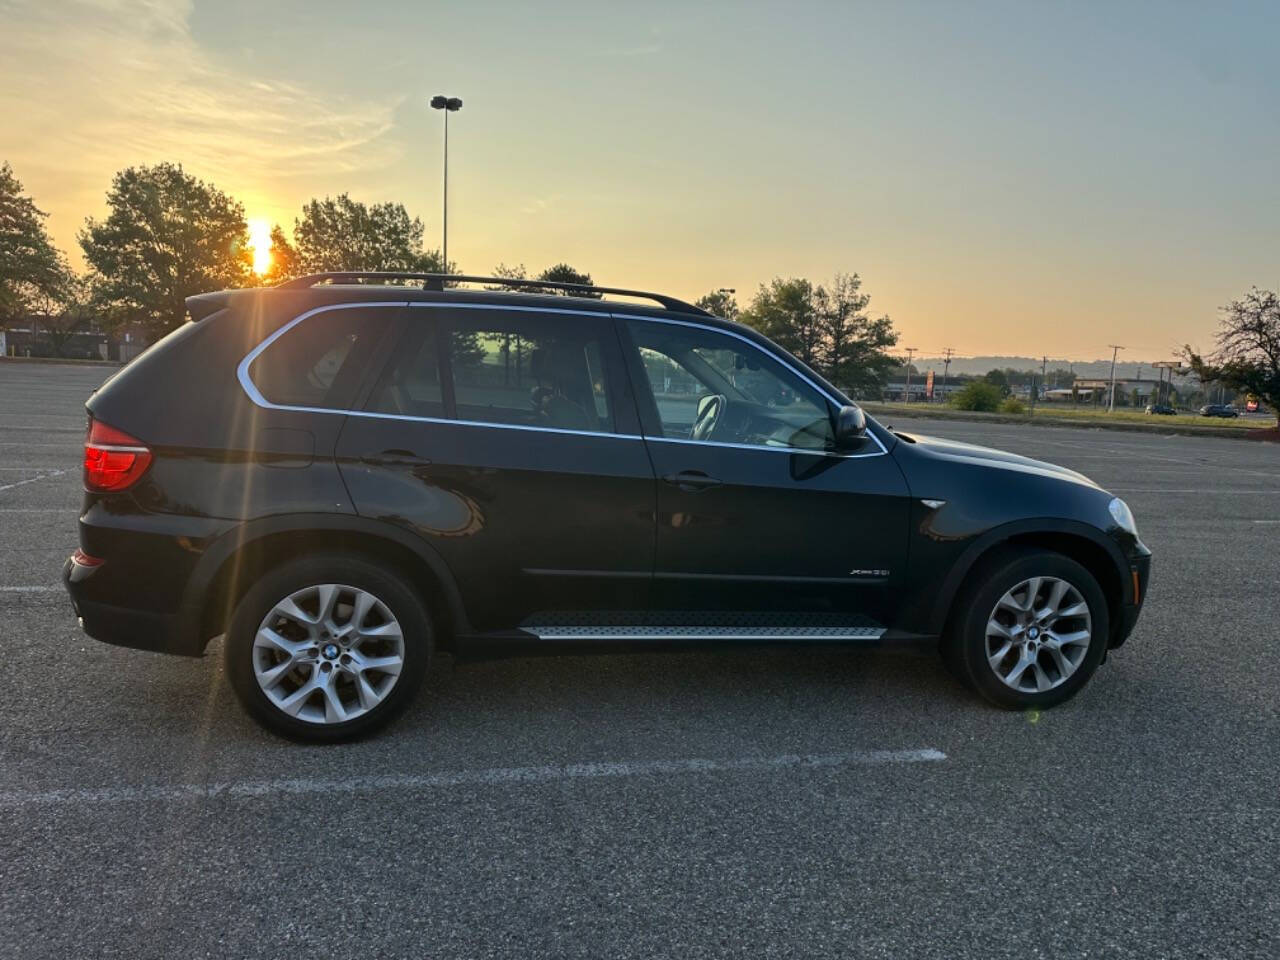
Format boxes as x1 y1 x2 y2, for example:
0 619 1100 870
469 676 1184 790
0 159 901 393
5 158 1275 421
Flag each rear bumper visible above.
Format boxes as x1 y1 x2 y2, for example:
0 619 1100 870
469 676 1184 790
64 554 205 656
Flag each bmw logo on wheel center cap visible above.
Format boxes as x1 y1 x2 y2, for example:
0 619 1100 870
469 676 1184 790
322 643 340 660
1027 626 1040 640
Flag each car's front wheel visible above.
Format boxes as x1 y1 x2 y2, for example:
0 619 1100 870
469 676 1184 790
946 548 1109 709
225 554 432 742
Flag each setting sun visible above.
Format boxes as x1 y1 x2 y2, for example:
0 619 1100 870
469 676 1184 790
247 218 272 275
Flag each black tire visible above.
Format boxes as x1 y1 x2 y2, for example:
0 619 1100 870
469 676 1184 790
943 547 1109 710
224 553 433 742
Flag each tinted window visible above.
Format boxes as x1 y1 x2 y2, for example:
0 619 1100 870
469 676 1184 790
447 313 614 433
628 320 836 451
365 322 444 417
250 307 391 409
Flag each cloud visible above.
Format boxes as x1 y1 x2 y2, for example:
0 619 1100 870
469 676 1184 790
0 0 401 242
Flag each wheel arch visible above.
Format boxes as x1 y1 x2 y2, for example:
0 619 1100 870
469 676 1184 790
180 514 470 654
930 519 1130 645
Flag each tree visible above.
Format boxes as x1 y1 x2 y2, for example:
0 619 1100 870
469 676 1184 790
740 278 822 369
30 273 96 358
80 163 251 341
537 263 600 297
1185 287 1280 427
813 273 898 396
1047 368 1075 389
740 274 899 396
293 194 444 275
951 381 1003 412
0 162 67 322
486 262 599 296
695 289 740 321
983 368 1011 396
262 224 301 284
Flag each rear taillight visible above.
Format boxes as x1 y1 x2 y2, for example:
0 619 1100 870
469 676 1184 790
84 418 153 492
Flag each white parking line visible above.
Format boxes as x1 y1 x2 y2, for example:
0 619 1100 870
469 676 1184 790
0 469 69 491
0 585 62 593
0 749 947 809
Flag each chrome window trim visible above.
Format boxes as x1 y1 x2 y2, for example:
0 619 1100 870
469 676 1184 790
611 312 888 459
236 300 404 409
235 300 886 457
237 300 641 441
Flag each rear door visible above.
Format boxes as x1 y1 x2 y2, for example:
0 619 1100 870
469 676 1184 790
619 315 911 625
335 304 656 633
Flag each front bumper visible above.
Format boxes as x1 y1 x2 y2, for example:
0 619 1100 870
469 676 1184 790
1110 550 1151 648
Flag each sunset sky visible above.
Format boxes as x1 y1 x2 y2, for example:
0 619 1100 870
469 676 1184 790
3 0 1277 360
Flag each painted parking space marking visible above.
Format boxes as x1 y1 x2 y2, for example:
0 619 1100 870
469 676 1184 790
0 748 947 809
0 469 69 492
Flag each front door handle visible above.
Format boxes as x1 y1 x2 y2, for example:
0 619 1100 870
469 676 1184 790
662 470 722 492
361 449 432 467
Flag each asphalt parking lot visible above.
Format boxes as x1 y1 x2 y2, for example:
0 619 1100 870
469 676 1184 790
1 362 1277 959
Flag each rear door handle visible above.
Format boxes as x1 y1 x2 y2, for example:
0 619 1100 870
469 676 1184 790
361 449 432 467
662 470 722 492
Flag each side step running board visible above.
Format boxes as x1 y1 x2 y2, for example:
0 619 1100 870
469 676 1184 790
522 624 886 641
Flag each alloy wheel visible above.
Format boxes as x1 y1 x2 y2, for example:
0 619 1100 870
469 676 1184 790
985 576 1093 693
252 583 405 724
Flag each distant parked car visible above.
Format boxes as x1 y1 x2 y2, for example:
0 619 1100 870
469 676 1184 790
1144 403 1176 416
1199 404 1239 418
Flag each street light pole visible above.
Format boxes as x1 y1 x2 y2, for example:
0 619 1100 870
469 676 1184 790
430 95 463 271
903 347 917 403
1106 344 1124 413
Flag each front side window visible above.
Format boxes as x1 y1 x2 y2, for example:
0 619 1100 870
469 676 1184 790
249 307 391 409
628 320 836 451
447 314 615 433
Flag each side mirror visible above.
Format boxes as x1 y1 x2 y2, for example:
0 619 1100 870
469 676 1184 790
834 404 867 449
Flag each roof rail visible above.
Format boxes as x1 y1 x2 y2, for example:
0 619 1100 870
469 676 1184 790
274 271 711 315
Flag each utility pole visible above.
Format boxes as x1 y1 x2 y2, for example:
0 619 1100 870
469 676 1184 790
941 347 954 404
1106 344 1124 413
903 347 917 403
1032 355 1047 412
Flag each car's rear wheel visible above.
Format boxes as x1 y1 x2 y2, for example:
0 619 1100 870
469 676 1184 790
946 548 1109 709
225 554 432 742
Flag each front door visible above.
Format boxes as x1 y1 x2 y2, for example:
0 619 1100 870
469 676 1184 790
619 316 911 625
336 305 655 632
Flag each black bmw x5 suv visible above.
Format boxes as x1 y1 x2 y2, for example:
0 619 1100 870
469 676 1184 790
64 272 1151 741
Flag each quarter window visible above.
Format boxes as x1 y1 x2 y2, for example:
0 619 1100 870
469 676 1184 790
628 320 837 451
249 307 391 409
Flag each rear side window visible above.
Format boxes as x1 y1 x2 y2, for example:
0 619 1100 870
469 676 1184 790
249 307 393 409
446 312 615 433
365 323 444 418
